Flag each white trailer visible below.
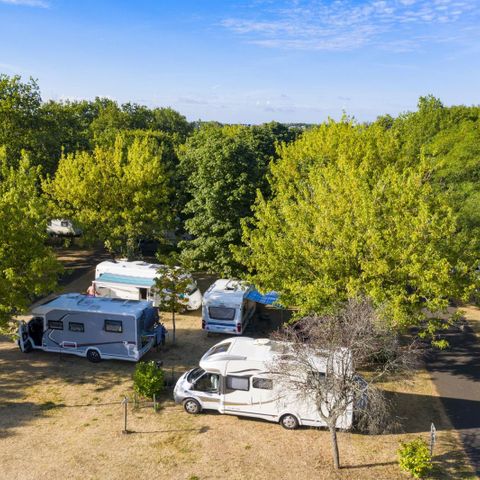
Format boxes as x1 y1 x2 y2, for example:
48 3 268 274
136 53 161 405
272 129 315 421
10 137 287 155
47 219 82 237
202 279 256 334
174 337 356 429
93 260 202 311
17 294 166 362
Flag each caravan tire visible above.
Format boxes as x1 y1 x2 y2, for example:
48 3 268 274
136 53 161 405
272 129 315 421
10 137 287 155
280 414 299 430
86 349 102 363
183 398 201 414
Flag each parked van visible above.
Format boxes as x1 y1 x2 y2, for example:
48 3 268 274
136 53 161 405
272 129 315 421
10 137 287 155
47 219 82 237
93 260 202 311
202 279 256 334
17 294 166 362
174 337 355 429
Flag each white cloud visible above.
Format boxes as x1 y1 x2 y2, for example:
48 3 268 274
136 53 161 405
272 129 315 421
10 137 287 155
0 0 49 7
220 0 479 51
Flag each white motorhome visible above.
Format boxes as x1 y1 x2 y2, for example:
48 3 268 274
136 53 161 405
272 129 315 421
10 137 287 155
17 294 166 362
202 279 256 335
93 260 202 311
47 219 82 237
174 337 356 430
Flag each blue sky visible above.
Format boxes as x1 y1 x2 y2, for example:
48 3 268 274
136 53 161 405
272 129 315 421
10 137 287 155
1 0 479 123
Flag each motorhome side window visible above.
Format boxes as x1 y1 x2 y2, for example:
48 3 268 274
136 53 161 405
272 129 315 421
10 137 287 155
104 319 123 333
47 320 63 330
252 377 273 390
69 322 84 333
60 220 69 227
226 375 249 392
194 373 219 393
208 306 235 321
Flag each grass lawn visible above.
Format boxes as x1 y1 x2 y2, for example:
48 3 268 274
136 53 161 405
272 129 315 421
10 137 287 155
0 308 476 480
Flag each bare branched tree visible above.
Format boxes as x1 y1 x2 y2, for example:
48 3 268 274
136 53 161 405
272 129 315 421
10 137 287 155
270 297 419 470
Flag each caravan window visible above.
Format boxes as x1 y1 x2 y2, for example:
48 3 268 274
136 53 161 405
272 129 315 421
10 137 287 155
104 319 123 333
252 378 273 390
226 375 249 392
69 322 84 333
208 307 235 321
47 320 63 330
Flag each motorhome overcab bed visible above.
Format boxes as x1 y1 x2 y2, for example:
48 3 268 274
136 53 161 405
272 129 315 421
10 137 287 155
93 260 202 311
174 337 355 430
202 279 256 334
17 294 166 362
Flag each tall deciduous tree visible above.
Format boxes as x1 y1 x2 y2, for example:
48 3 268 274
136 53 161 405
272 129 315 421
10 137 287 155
0 148 61 331
178 123 294 275
45 134 172 258
238 120 479 338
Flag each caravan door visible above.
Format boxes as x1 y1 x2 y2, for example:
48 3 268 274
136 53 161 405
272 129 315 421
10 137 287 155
223 375 257 417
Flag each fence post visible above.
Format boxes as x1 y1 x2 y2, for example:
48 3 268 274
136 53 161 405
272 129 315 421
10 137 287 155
153 393 157 412
122 396 129 434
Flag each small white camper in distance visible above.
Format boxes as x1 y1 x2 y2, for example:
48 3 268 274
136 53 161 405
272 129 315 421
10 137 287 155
93 260 202 311
202 279 256 334
174 337 355 429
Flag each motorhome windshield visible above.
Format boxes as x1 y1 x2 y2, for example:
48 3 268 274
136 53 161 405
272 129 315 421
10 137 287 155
186 283 198 295
208 306 235 321
187 367 205 383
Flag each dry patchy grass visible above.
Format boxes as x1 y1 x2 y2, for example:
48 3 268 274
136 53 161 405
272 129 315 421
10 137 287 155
0 308 475 480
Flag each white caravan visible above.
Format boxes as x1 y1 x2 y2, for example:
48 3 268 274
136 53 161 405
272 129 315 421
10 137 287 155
174 337 356 429
202 279 256 335
93 260 202 311
47 219 82 237
17 294 166 362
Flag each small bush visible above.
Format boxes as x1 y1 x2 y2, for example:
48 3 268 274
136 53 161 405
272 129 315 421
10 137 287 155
133 361 165 398
398 438 433 479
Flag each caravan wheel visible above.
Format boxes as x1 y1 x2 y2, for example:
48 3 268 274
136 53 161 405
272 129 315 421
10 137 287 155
86 349 102 363
183 398 201 414
280 414 299 430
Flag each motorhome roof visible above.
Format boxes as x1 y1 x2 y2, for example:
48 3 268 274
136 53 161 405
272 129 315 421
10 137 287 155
203 279 251 306
96 260 162 280
31 294 152 317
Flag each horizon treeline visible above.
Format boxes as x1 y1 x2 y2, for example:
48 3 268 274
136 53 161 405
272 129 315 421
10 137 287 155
1 73 479 340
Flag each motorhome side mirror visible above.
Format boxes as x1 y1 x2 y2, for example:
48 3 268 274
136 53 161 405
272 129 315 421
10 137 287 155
155 360 163 368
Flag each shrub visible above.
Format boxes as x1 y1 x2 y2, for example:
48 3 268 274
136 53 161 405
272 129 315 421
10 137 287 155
398 438 433 478
133 361 165 398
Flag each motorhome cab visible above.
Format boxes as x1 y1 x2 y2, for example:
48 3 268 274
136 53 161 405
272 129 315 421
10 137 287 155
174 337 355 430
202 279 256 334
93 260 202 311
17 294 166 362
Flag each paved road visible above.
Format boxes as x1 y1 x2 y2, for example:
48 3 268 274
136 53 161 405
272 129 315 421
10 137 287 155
427 325 480 477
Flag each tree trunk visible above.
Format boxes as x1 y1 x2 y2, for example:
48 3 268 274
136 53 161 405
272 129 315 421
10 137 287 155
329 425 340 469
172 308 176 344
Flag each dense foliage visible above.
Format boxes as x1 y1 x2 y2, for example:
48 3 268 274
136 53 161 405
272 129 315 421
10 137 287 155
398 438 433 479
132 361 165 399
1 74 479 339
0 148 62 329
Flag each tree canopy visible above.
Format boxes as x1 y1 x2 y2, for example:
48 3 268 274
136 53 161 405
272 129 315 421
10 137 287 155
0 148 61 330
237 119 479 336
45 134 172 258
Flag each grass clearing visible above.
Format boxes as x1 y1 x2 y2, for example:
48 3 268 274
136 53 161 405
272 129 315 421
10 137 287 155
0 307 476 479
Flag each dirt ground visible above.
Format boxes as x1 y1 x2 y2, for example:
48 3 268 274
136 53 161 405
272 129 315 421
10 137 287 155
0 302 476 480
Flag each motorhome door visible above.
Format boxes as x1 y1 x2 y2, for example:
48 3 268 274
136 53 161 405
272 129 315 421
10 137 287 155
191 372 221 410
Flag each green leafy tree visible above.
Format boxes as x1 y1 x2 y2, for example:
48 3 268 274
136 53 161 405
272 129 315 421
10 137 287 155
45 134 172 258
179 123 292 274
237 120 478 338
0 148 61 331
154 253 192 344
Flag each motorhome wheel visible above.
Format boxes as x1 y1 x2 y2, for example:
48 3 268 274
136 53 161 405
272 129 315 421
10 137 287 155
183 398 201 414
280 414 299 430
86 349 102 363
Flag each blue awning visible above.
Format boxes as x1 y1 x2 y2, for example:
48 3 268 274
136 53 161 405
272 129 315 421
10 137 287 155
95 273 155 288
245 289 280 305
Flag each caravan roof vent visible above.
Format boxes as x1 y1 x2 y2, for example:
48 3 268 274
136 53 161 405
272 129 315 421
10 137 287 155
253 339 271 346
